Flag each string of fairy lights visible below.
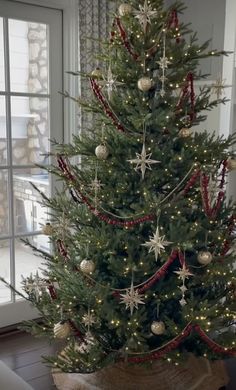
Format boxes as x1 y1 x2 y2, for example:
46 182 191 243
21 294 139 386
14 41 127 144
20 0 236 370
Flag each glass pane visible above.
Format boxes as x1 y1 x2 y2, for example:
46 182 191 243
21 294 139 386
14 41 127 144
13 167 50 235
0 96 7 165
0 170 9 237
9 19 48 93
0 240 11 304
11 96 49 165
15 235 49 299
0 18 5 91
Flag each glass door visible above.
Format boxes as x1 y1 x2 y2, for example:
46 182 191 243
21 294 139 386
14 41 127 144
0 0 63 327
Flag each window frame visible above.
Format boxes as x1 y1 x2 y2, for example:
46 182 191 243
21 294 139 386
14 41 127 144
12 0 79 142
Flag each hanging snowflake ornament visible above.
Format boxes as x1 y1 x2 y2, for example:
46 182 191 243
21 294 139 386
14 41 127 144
211 77 231 99
120 281 145 315
128 143 160 180
133 0 158 33
174 263 193 307
82 310 97 328
23 272 48 302
99 65 124 100
157 33 170 98
142 226 172 261
157 56 171 70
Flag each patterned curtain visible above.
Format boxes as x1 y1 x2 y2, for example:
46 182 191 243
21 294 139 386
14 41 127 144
78 0 117 130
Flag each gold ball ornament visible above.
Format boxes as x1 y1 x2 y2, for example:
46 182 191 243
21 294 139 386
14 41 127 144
54 321 71 339
91 67 103 79
80 259 95 274
227 158 236 171
42 222 54 236
197 251 213 265
151 321 165 335
118 3 132 16
95 144 109 160
178 127 192 138
137 77 152 92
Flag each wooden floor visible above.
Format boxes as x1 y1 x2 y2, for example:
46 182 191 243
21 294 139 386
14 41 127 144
0 332 57 389
0 331 235 390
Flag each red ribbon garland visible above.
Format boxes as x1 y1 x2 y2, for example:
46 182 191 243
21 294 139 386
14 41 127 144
125 323 235 363
90 78 126 133
176 72 195 122
115 17 139 60
221 214 236 256
167 9 181 43
200 161 227 219
182 168 201 195
57 239 70 261
71 187 155 228
68 320 85 342
138 250 181 294
48 285 57 300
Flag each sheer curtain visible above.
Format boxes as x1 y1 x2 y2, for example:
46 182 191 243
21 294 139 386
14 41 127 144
78 0 116 130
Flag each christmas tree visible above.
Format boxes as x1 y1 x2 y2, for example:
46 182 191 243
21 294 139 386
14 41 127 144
10 0 236 374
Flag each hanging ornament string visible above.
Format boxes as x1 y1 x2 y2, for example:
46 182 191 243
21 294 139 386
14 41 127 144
90 78 127 133
176 72 196 122
167 9 181 43
157 30 170 98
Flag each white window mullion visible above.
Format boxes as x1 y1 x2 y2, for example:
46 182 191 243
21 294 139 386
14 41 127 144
3 16 16 302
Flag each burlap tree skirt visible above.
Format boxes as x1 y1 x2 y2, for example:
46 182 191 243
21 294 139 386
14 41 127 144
52 354 229 390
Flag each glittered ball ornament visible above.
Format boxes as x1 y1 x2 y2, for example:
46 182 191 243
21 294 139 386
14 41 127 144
42 222 54 236
118 3 132 16
197 251 213 265
227 158 236 171
95 144 109 160
178 127 192 138
151 321 165 335
91 67 103 79
54 321 71 339
137 77 152 92
80 259 95 274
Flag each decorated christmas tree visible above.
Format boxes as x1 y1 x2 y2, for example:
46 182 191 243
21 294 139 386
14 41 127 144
8 0 236 379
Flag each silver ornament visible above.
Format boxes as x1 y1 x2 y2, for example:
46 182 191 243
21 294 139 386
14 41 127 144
137 77 152 92
118 4 132 16
95 144 109 160
151 321 165 335
54 321 71 339
80 259 95 274
197 251 213 265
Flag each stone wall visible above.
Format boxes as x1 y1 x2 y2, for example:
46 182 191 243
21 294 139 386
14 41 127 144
27 22 49 165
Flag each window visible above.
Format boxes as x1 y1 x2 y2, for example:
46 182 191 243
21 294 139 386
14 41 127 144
0 0 64 327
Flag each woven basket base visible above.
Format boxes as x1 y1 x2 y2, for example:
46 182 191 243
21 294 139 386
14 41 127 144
52 354 229 390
